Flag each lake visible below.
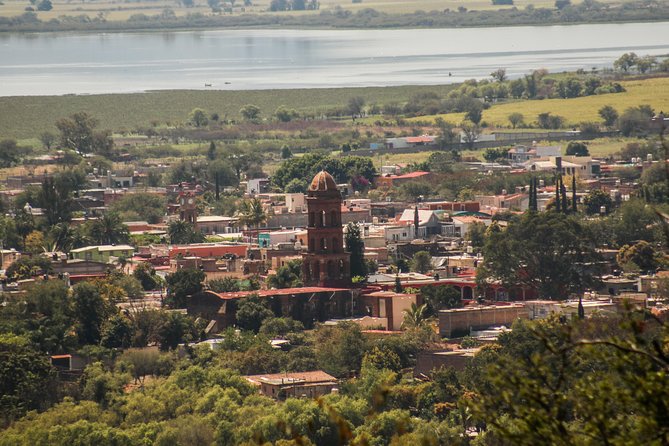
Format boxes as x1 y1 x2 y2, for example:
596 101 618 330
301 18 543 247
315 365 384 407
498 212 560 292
1 22 668 96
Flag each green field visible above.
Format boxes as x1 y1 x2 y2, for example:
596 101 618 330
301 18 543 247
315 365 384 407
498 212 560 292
412 77 669 128
0 84 457 140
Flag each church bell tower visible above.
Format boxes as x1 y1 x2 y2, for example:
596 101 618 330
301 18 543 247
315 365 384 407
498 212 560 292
179 192 197 225
302 171 351 287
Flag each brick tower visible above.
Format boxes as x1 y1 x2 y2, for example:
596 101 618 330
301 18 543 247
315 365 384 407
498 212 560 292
302 171 351 287
179 192 197 224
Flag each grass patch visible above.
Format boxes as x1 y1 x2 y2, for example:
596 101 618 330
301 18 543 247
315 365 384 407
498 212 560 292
412 77 669 128
0 84 458 140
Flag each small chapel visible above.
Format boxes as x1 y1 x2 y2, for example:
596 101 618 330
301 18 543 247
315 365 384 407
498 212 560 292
301 170 352 287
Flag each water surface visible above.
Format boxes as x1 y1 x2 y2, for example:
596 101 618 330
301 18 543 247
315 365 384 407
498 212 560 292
1 22 668 96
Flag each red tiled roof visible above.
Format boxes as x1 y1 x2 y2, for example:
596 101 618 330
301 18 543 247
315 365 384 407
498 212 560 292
405 136 434 144
393 171 430 180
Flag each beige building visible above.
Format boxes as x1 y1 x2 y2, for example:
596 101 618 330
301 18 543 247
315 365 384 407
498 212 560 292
245 371 338 400
438 304 529 337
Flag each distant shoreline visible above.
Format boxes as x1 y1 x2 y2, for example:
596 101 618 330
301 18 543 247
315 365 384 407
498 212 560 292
2 3 669 34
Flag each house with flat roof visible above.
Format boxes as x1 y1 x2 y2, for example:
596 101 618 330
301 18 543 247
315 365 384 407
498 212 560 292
70 245 135 263
245 370 338 400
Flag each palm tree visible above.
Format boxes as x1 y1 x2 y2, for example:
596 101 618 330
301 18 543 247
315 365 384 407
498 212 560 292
89 212 129 245
237 198 268 229
167 220 205 245
401 303 429 330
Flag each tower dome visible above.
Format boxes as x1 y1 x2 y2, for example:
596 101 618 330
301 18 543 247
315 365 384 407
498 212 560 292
308 170 338 193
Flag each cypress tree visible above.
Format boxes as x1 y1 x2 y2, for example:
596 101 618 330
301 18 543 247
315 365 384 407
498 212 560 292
555 174 561 211
572 175 577 212
561 176 568 213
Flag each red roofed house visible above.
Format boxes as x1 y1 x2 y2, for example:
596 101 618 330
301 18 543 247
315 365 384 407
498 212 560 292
168 243 248 259
375 171 432 189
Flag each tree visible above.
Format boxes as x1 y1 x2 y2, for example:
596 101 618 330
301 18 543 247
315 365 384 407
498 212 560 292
132 262 160 291
420 285 461 315
583 189 613 215
0 334 56 424
36 0 52 10
188 108 208 127
259 317 304 337
398 181 431 201
73 281 110 345
100 314 133 349
565 141 589 156
281 145 293 159
156 312 198 350
274 106 298 122
466 221 487 250
347 96 365 118
490 68 507 82
240 104 261 122
39 131 56 150
235 294 274 332
599 105 619 128
554 0 570 8
401 303 429 330
345 222 367 278
636 55 657 73
618 105 653 136
314 322 367 377
24 230 45 255
167 220 205 245
469 314 669 445
508 112 524 129
478 212 598 299
434 117 457 149
55 112 99 154
267 260 302 289
483 147 508 163
411 251 432 274
38 176 73 226
208 277 241 293
110 193 166 224
617 240 660 272
537 112 564 129
87 213 130 245
614 52 638 72
464 102 483 125
236 198 267 229
0 139 21 168
165 268 205 308
460 120 481 149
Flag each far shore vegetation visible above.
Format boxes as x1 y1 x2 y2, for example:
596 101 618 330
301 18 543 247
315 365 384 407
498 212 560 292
1 0 669 32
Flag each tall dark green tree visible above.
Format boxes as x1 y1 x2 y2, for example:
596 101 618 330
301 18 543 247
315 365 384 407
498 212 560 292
477 211 599 299
165 268 205 308
73 282 111 345
38 177 73 226
345 222 367 278
0 334 57 425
